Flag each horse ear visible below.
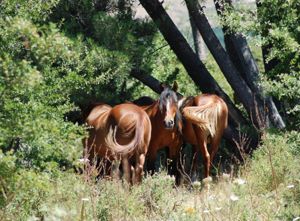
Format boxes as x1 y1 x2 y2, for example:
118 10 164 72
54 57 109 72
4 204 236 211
172 81 178 92
160 83 167 91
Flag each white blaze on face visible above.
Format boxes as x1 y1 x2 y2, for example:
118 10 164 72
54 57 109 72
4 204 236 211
166 99 171 114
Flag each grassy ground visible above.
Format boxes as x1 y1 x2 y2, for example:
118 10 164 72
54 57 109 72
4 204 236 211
0 131 299 221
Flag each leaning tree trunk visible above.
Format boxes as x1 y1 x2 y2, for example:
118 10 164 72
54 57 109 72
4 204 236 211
135 0 261 157
189 9 206 61
214 0 285 129
184 0 269 131
138 0 247 128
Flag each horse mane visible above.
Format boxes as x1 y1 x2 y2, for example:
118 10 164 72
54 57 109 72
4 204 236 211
178 96 194 112
132 96 155 106
159 87 183 133
182 101 223 137
158 87 178 112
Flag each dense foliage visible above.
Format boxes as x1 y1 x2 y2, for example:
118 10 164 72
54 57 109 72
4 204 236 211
0 0 299 219
220 0 300 128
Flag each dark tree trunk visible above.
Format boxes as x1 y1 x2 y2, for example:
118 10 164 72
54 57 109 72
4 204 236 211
184 0 269 131
130 68 163 94
138 0 247 127
189 10 206 61
94 0 109 11
214 0 285 129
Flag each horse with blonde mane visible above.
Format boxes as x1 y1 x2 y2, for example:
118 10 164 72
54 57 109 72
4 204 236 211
83 103 151 184
181 94 228 180
134 91 228 183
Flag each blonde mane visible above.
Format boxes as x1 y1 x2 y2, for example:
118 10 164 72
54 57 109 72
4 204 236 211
182 101 222 137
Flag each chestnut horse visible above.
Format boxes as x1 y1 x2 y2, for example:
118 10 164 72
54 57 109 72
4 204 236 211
181 94 228 180
133 83 183 182
84 103 151 184
134 93 228 183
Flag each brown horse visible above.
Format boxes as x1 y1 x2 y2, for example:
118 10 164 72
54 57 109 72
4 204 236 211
133 92 228 183
133 83 183 182
84 103 151 184
181 94 228 181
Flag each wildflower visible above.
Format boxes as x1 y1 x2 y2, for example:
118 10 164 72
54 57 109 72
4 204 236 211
203 209 210 214
203 176 213 184
192 181 201 190
222 173 230 181
233 178 246 185
215 207 222 211
185 207 195 214
230 194 239 202
208 194 215 201
78 158 90 163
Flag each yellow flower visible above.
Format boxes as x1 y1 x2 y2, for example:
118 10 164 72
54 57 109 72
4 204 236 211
185 207 196 215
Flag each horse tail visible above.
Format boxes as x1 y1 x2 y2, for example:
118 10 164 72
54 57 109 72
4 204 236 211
86 104 111 129
182 101 223 137
105 112 147 156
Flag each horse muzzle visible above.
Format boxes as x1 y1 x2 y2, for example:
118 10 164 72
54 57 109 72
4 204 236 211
164 120 175 129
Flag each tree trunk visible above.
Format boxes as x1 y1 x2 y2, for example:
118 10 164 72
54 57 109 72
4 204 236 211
138 0 247 127
189 10 206 61
214 0 285 129
184 0 268 131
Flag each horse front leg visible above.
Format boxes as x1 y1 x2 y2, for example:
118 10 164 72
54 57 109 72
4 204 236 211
168 143 182 185
146 145 157 175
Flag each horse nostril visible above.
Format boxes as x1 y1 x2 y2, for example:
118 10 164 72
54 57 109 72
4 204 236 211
164 120 168 127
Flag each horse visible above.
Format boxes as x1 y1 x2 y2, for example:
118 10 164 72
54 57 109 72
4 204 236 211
180 94 228 181
83 103 152 185
133 91 228 183
133 82 183 183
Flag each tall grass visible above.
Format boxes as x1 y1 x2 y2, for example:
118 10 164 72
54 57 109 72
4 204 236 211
0 131 299 220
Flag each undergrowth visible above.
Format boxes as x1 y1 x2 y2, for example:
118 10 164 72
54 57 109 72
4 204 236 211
0 131 299 221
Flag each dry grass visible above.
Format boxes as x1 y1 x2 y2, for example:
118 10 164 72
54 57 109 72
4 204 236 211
1 131 299 221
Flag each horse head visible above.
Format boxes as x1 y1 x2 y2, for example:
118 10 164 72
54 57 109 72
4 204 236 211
159 82 182 131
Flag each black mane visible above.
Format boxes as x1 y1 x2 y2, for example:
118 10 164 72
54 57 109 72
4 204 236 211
132 96 155 106
159 87 182 132
159 87 178 111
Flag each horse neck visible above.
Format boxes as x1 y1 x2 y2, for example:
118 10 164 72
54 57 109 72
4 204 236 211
142 100 163 121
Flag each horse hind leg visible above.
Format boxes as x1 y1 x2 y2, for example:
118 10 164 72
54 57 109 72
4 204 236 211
190 146 199 182
209 133 223 172
133 153 146 184
121 156 132 185
193 126 210 178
